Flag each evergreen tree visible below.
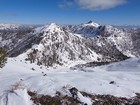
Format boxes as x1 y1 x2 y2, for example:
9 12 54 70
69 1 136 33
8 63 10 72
0 48 7 68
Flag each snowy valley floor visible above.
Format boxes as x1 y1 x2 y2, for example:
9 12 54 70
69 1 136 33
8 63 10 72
0 57 140 105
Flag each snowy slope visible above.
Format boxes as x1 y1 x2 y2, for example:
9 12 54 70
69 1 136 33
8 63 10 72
0 55 140 99
0 89 33 105
103 58 140 71
104 25 136 57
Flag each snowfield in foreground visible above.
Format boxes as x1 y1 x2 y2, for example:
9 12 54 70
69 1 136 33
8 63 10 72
0 56 140 105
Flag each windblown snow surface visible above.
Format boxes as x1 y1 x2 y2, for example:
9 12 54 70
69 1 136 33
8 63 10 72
0 52 140 105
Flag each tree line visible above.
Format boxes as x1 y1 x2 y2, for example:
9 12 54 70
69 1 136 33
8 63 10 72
0 47 7 68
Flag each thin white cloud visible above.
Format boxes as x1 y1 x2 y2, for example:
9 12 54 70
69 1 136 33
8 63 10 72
59 0 127 10
76 0 127 10
58 0 74 8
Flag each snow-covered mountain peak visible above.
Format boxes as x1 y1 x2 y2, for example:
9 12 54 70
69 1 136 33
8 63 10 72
41 23 62 34
47 23 58 29
83 20 100 27
24 23 102 67
65 21 100 37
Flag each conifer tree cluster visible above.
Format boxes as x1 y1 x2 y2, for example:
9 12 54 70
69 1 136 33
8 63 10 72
0 48 7 68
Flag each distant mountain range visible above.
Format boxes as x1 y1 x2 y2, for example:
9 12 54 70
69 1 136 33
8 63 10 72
0 21 140 68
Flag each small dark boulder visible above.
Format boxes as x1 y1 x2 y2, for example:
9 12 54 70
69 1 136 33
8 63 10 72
109 81 116 84
69 87 78 99
31 68 35 71
43 74 47 76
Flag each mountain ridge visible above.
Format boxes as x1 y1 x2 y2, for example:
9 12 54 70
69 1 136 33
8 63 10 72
0 21 140 68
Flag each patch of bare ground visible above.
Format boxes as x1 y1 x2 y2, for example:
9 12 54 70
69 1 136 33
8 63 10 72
28 90 140 105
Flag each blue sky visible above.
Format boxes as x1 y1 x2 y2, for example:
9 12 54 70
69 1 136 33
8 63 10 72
0 0 139 25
